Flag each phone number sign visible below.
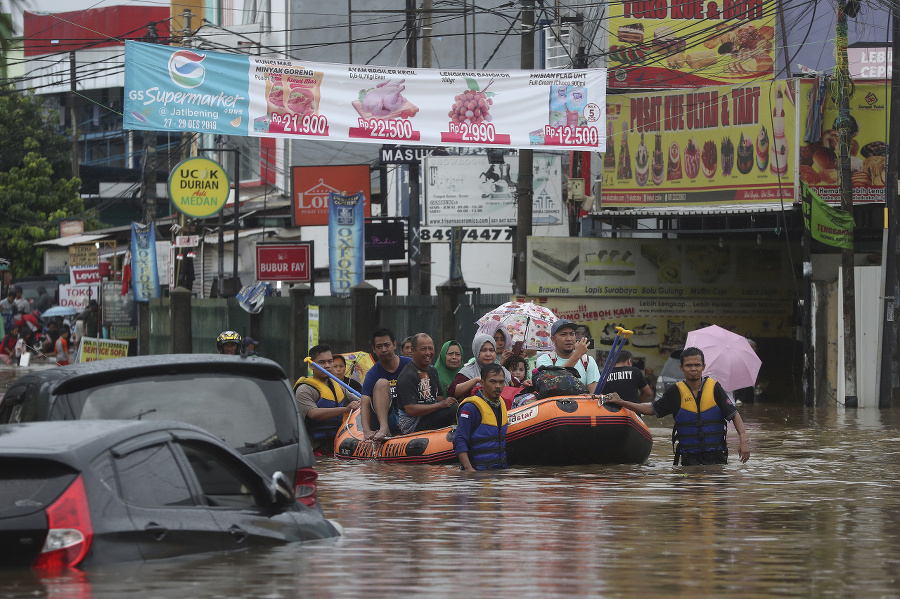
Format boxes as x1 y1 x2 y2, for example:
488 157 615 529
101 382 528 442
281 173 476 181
420 227 513 243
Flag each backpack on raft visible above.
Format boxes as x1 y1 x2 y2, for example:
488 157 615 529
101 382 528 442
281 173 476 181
531 365 589 399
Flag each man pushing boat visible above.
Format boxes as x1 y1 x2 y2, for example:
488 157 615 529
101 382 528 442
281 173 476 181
605 347 750 465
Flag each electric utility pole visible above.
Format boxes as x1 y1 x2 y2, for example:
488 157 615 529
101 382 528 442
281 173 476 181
836 0 858 408
514 0 535 295
880 8 900 408
406 0 421 296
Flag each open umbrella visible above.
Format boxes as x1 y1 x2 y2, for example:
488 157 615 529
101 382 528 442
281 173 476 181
684 325 761 392
40 306 79 318
475 301 559 350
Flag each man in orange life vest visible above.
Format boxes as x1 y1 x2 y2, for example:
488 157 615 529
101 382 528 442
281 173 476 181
605 347 750 466
294 344 360 454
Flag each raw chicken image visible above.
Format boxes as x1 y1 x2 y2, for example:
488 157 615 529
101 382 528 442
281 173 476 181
353 79 420 119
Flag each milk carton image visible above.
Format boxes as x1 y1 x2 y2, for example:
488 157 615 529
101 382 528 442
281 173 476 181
566 86 588 127
549 85 568 127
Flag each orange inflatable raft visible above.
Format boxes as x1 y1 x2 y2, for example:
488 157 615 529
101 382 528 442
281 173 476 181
333 395 653 465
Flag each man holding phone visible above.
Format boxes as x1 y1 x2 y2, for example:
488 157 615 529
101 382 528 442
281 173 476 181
536 320 601 393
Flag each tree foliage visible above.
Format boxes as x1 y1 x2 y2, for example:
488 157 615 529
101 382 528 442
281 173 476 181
0 91 85 277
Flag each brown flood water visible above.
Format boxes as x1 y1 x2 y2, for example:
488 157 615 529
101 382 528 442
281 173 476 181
2 366 900 598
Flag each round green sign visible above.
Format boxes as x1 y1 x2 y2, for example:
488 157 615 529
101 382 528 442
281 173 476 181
168 157 231 218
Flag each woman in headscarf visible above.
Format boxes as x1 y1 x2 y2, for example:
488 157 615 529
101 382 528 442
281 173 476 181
491 325 513 365
435 340 464 396
447 333 511 399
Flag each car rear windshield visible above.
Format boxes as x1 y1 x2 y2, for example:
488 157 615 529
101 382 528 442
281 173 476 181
0 458 78 518
63 373 299 454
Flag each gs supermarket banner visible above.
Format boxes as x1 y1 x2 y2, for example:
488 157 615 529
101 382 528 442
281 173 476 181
608 0 776 89
601 80 797 207
797 81 889 205
123 41 607 151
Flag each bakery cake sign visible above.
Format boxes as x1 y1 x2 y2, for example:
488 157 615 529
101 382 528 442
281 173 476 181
608 0 776 89
601 80 796 207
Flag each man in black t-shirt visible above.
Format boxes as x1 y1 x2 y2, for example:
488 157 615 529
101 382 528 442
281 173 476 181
396 333 457 434
601 350 652 403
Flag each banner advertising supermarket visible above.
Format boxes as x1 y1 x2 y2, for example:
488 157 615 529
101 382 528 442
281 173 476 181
798 80 888 205
601 80 797 207
526 237 794 299
123 41 606 151
424 154 563 225
607 1 776 89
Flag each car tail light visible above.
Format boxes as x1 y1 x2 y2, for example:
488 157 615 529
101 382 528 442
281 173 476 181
294 468 319 508
32 476 93 571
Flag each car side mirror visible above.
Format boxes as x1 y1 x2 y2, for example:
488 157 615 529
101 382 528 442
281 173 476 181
269 471 295 508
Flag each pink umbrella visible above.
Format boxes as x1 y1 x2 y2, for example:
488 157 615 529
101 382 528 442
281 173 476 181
684 325 761 392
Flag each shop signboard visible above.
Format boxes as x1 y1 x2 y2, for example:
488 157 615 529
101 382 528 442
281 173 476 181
69 243 98 267
601 80 797 207
523 236 794 386
292 164 370 227
58 284 99 311
123 41 607 151
526 237 794 299
797 80 888 205
255 242 312 283
102 281 137 340
607 1 776 89
423 154 563 225
364 221 406 260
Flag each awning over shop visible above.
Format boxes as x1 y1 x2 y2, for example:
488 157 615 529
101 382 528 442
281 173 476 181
595 203 800 218
34 233 113 247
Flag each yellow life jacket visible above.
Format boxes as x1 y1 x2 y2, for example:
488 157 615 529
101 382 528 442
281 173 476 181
675 377 718 413
292 376 345 405
458 395 508 427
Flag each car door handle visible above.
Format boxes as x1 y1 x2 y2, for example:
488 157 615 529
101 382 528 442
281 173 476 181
228 525 248 543
144 522 168 541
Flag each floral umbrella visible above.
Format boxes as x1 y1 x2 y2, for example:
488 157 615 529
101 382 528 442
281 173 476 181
475 301 559 351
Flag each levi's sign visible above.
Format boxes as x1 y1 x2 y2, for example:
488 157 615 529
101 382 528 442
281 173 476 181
256 242 313 283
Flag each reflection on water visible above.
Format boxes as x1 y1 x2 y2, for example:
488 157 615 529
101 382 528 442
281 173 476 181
2 368 900 597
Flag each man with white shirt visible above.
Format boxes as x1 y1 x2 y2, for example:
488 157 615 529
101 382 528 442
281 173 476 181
535 319 601 393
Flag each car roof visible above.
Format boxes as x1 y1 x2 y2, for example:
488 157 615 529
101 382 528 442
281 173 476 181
9 354 289 395
0 420 218 464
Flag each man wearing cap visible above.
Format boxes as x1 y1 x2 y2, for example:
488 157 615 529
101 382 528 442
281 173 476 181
535 319 601 393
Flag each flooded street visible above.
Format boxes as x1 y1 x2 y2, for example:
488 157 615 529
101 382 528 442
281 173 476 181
3 366 900 597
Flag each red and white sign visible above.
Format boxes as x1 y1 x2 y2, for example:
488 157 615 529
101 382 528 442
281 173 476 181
256 242 313 283
175 235 200 247
70 265 101 285
292 164 371 226
59 284 99 310
849 47 892 79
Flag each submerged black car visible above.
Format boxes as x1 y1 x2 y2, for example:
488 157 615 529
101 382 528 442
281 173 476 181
0 420 341 570
0 355 320 508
